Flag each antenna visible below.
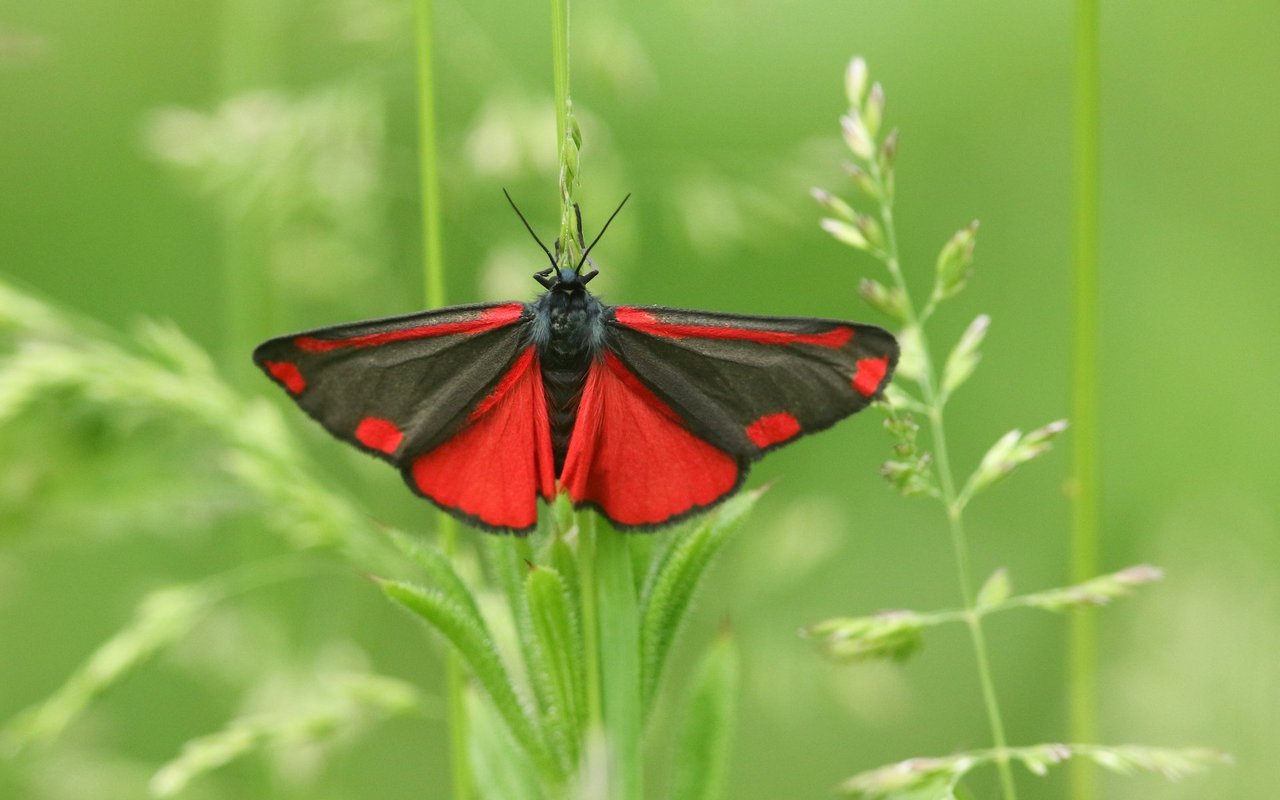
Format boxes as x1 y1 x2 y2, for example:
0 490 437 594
575 193 632 273
502 189 556 269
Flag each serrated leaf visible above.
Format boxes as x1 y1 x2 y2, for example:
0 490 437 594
380 579 556 780
671 632 739 800
639 488 759 712
466 687 546 800
525 565 584 765
975 568 1011 610
941 315 990 399
388 529 482 620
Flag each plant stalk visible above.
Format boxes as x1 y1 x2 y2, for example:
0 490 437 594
413 0 468 796
593 516 643 800
1070 0 1101 798
875 183 1018 800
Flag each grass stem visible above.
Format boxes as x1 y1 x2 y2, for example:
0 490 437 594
593 516 643 800
413 1 468 796
875 173 1018 800
1070 0 1101 797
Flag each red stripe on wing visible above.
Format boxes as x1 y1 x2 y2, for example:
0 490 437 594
355 417 404 454
745 411 801 448
614 307 854 348
852 355 890 397
296 304 525 352
410 347 555 531
559 351 740 528
264 360 306 394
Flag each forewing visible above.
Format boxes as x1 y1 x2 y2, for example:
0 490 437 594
253 302 556 532
606 305 898 460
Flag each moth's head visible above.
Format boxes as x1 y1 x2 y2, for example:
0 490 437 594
534 264 597 293
504 190 629 293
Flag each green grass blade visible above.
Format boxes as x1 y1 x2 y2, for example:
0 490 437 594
526 565 585 768
670 630 739 800
639 488 760 713
379 579 558 781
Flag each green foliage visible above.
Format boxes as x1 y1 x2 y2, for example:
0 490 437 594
639 489 761 712
670 631 739 800
380 577 558 781
810 57 1222 798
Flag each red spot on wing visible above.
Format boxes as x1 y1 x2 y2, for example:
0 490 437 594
355 417 404 454
296 304 524 352
559 351 740 527
410 347 555 530
264 361 305 394
745 411 802 448
614 307 853 348
853 356 890 397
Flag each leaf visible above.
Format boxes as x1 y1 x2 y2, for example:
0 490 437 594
466 687 547 800
482 538 557 728
639 488 759 713
670 631 739 800
380 579 557 780
940 315 990 400
803 610 926 664
388 529 482 620
525 565 585 766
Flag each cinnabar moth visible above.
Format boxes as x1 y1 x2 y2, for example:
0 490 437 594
253 195 898 534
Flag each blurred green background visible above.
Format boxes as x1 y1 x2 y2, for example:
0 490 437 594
0 0 1276 798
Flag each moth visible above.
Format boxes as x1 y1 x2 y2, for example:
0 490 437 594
253 195 898 533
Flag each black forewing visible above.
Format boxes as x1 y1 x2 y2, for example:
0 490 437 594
605 305 898 459
252 302 533 464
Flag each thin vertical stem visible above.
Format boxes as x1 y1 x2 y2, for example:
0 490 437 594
550 0 580 266
1070 0 1101 798
413 1 467 797
593 516 643 800
876 186 1018 800
415 0 447 310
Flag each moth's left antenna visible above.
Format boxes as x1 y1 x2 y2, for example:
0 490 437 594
503 189 556 269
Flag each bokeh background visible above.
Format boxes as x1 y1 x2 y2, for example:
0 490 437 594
1 0 1276 798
